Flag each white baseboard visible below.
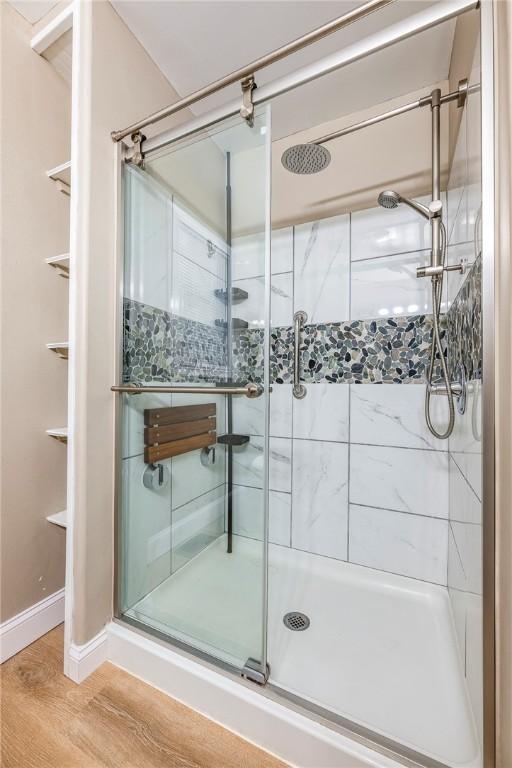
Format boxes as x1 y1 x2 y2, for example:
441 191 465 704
0 588 65 663
67 627 108 683
108 622 401 768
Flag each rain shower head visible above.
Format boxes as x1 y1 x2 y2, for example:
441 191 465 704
377 189 430 220
281 143 331 175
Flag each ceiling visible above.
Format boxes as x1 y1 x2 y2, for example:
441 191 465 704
8 0 58 23
111 0 457 139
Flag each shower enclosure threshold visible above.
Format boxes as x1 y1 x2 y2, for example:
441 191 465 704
122 535 480 768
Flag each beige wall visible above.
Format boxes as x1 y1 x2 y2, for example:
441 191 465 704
70 0 191 646
0 2 70 621
271 81 449 229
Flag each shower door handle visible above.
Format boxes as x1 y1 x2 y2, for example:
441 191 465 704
293 310 307 399
111 383 263 398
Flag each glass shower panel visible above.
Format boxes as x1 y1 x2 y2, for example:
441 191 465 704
117 107 271 676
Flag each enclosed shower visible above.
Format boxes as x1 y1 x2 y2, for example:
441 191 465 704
112 4 486 768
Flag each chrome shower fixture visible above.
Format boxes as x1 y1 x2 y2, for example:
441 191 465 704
376 91 466 440
281 143 331 175
377 190 430 220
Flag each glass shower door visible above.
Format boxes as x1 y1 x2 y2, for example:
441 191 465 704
117 107 271 679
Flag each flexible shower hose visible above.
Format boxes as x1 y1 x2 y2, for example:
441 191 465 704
424 221 455 439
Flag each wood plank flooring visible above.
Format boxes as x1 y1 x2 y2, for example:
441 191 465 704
0 625 288 768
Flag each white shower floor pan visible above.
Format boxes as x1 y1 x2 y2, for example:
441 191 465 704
127 535 480 768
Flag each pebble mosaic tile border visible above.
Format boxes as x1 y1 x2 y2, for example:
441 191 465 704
123 299 228 383
446 255 482 382
124 302 449 386
233 314 444 384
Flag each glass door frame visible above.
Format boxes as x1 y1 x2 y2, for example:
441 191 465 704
113 106 273 681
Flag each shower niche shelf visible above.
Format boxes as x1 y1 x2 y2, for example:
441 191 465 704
46 342 69 359
217 434 250 447
214 287 249 304
46 427 68 444
46 253 70 278
144 403 216 463
215 318 249 330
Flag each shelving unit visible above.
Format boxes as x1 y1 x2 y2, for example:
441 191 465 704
45 161 71 521
40 4 74 532
47 510 68 529
15 0 76 677
46 341 69 359
46 427 68 443
46 253 70 278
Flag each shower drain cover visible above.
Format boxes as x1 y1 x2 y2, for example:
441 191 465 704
283 612 310 631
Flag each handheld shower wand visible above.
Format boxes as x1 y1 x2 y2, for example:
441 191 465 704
377 91 463 439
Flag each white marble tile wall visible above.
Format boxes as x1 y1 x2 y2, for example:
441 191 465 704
232 272 293 328
231 385 294 547
447 106 468 248
173 203 227 282
347 384 450 583
291 438 349 560
124 166 172 312
232 383 292 438
230 485 291 547
292 383 348 442
232 226 293 281
349 504 448 585
350 444 449 519
350 193 447 322
447 521 482 595
232 436 291 493
446 36 482 307
294 214 350 324
232 191 450 330
350 384 449 452
124 160 482 603
121 453 172 611
232 227 293 328
170 203 228 328
446 240 475 307
172 251 225 327
172 485 225 572
350 249 438 320
351 194 434 261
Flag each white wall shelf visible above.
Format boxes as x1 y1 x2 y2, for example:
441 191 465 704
47 510 68 529
46 427 68 444
31 4 73 56
46 253 70 279
47 161 71 196
46 342 69 359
